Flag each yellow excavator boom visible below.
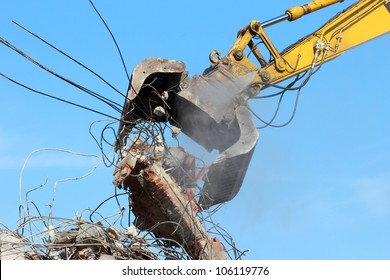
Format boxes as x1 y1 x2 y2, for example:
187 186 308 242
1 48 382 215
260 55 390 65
118 0 390 208
226 0 390 91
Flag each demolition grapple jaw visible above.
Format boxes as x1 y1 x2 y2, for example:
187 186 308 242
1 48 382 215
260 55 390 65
116 57 259 208
116 58 187 151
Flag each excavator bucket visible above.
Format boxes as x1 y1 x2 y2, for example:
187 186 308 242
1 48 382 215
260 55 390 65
116 58 186 150
117 57 259 208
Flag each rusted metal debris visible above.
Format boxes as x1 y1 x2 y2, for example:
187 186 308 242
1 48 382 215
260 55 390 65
0 142 227 260
113 141 227 260
0 131 244 260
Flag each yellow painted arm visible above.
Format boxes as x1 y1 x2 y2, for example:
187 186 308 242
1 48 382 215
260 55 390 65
286 0 345 21
218 0 390 95
263 0 390 86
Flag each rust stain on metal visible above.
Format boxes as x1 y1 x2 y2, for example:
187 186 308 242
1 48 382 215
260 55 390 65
113 145 227 260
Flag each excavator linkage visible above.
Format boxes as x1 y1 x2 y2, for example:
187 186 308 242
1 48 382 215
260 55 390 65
117 57 259 208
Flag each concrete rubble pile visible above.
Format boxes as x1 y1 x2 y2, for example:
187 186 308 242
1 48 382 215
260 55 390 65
0 141 229 260
0 126 237 260
0 222 166 260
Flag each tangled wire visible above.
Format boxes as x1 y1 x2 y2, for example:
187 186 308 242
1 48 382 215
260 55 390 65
0 120 246 260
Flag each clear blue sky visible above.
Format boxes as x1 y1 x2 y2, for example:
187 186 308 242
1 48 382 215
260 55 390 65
0 0 389 259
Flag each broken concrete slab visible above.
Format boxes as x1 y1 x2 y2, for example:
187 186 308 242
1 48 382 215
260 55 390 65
0 231 26 260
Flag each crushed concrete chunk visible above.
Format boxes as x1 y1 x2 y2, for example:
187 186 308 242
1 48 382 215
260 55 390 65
0 231 26 260
153 106 166 117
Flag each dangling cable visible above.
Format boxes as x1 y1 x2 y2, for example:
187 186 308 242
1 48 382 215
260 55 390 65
88 0 130 81
12 20 126 99
0 37 123 113
0 72 119 120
